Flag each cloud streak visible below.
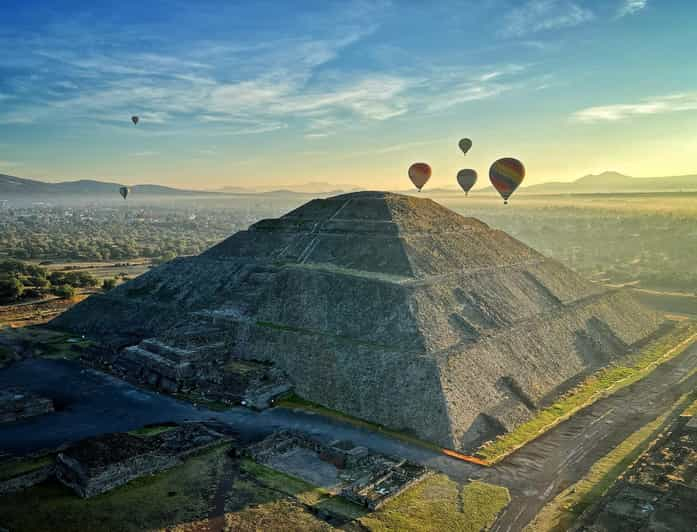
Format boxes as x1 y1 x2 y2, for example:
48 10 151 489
617 0 648 17
572 93 697 122
501 0 594 38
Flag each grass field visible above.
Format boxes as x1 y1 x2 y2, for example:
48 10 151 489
526 389 697 532
276 392 442 453
0 445 229 532
0 455 54 482
240 459 366 521
477 322 697 463
360 474 510 532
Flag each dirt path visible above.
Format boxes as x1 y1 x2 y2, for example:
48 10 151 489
207 455 237 532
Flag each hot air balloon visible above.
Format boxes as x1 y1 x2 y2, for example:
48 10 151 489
119 186 129 200
458 138 472 156
408 162 431 192
489 157 525 204
457 169 477 196
131 116 139 125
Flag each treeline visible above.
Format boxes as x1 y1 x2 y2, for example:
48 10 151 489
0 260 108 304
0 208 235 262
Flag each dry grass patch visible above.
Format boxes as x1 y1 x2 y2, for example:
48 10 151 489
360 474 510 532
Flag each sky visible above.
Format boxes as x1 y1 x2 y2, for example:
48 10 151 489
0 0 696 190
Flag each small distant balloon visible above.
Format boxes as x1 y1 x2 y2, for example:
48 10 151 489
458 138 472 156
131 116 139 125
489 157 525 204
119 186 129 200
408 162 432 192
456 169 477 196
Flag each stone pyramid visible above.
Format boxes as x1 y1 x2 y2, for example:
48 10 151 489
54 192 661 450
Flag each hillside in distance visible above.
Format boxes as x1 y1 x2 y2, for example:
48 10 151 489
0 174 215 197
521 171 697 194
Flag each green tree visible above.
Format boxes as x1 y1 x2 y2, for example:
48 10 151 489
0 276 24 303
52 284 76 299
102 278 117 291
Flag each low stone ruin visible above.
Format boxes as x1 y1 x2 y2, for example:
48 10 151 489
0 388 53 424
56 423 230 498
574 413 697 531
247 430 427 509
112 334 291 408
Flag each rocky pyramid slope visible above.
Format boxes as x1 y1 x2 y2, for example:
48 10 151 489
53 192 662 450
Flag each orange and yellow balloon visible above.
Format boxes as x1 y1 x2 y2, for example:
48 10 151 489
489 157 525 204
408 162 432 192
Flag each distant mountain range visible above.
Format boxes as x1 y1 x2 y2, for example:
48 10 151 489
214 181 360 194
2 171 697 199
0 174 210 197
520 171 697 194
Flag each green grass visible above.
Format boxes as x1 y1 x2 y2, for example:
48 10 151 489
526 390 697 532
173 391 230 412
241 459 326 506
0 445 230 532
360 474 510 532
127 424 177 438
276 392 442 453
477 323 697 463
223 359 264 375
0 455 54 481
240 459 366 520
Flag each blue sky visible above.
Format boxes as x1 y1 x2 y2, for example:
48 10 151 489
1 0 696 189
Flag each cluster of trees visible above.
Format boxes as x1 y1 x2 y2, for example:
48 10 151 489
0 207 238 262
455 204 697 293
0 260 102 304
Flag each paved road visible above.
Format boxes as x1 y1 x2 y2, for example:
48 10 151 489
2 342 697 531
485 340 697 532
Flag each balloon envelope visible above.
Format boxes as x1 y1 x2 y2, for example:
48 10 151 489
458 138 472 155
489 157 525 204
131 116 139 125
408 163 432 191
119 186 129 200
457 169 477 196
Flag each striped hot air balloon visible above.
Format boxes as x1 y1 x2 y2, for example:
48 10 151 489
489 157 525 204
408 162 432 192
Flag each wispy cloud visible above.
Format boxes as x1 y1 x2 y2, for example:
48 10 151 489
0 160 23 168
0 2 540 140
617 0 648 17
501 0 594 38
130 151 159 158
572 92 697 122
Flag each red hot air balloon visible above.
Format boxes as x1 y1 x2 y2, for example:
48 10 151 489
489 157 525 204
457 169 477 196
408 162 432 192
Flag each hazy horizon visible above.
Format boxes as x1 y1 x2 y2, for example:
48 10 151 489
1 0 696 191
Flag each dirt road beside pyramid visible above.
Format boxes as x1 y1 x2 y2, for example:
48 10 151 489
53 192 662 451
